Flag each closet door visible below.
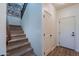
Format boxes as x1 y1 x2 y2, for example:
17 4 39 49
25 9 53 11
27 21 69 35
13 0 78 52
43 10 56 55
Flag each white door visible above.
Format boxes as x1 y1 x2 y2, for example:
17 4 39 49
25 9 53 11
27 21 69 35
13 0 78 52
59 16 75 49
43 10 56 55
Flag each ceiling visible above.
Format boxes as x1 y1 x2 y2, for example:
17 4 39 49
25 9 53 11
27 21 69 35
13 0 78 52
53 3 78 10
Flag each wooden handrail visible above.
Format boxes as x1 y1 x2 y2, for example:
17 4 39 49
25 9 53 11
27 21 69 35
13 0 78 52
21 3 27 19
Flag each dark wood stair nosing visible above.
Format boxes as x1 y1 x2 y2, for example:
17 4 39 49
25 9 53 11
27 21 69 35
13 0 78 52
11 34 26 37
22 48 33 56
8 38 28 43
9 25 22 27
7 48 33 56
7 42 30 51
19 48 33 56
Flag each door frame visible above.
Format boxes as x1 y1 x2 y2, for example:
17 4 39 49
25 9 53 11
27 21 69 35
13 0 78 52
58 16 76 50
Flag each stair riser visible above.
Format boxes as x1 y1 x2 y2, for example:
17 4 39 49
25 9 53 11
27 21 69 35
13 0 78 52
11 33 25 36
22 49 34 56
8 39 28 46
10 31 24 33
7 44 31 56
9 26 22 28
11 35 26 40
7 43 31 52
10 27 22 30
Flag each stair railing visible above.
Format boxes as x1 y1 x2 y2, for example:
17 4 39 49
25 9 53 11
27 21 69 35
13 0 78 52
21 3 27 19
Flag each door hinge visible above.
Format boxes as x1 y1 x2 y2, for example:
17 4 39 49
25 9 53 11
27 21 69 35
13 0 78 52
44 33 45 36
59 21 60 24
59 42 60 45
44 52 45 55
43 15 45 18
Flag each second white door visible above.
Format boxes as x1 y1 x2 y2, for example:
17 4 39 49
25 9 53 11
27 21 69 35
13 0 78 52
59 16 76 49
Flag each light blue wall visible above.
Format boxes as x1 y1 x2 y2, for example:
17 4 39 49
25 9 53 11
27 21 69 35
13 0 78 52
21 3 42 56
8 15 21 25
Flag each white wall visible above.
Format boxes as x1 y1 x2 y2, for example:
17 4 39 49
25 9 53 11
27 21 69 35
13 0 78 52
57 4 79 51
8 15 21 25
21 3 42 56
0 4 6 55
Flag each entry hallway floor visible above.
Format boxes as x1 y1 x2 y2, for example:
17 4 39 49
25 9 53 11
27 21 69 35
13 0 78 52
48 46 79 56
